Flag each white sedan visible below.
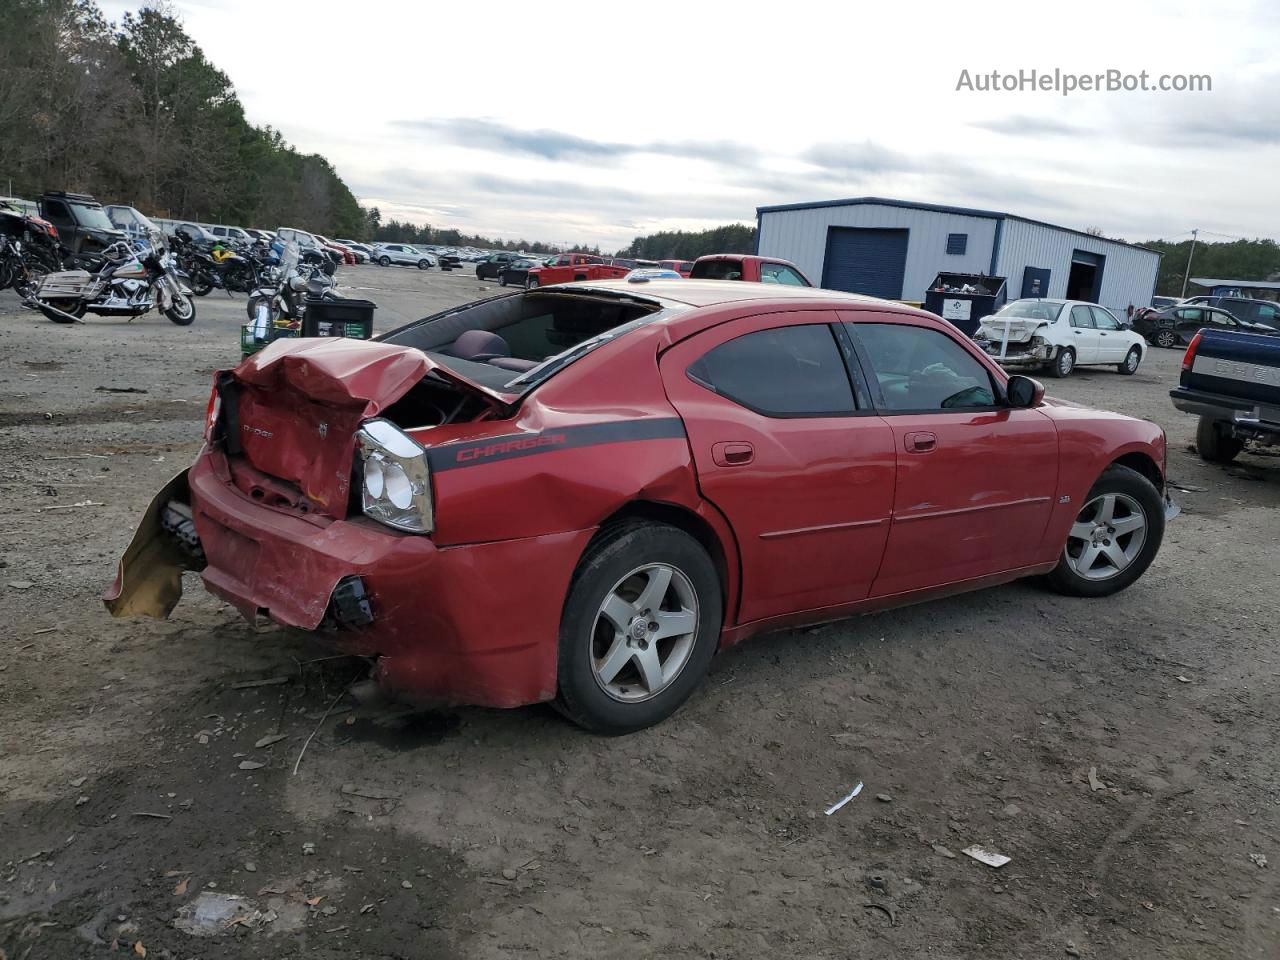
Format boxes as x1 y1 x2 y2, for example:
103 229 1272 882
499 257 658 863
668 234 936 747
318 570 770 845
973 299 1146 378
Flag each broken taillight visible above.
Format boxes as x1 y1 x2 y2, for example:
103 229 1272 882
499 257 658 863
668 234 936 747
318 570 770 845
1182 331 1202 372
204 378 221 441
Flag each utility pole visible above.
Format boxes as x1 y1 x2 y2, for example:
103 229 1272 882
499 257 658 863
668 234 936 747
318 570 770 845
1180 228 1199 299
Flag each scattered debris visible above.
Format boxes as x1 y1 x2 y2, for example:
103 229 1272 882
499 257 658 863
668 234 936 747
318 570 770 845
931 844 957 859
243 863 257 873
962 845 1011 868
1065 941 1082 957
1088 767 1106 792
1175 675 1192 683
1168 481 1206 493
501 868 518 881
96 386 149 394
862 901 897 925
876 793 893 803
230 676 291 690
7 581 35 590
254 734 287 749
867 874 887 890
238 761 265 771
133 941 146 957
824 781 864 816
69 776 86 788
293 690 348 776
38 500 104 512
75 795 90 807
132 812 173 820
340 783 401 801
401 880 413 889
302 842 316 856
174 892 261 937
1250 853 1268 869
359 903 375 914
173 877 189 896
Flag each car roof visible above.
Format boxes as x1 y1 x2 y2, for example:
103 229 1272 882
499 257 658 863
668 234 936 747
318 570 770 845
564 278 892 310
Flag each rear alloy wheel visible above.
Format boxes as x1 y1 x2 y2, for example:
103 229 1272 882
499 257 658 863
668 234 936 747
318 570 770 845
1155 329 1178 348
1117 346 1141 375
1196 417 1244 463
556 522 721 734
1046 464 1164 597
1047 345 1075 378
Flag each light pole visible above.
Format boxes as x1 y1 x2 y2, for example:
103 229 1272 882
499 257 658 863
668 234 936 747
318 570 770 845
1180 228 1199 299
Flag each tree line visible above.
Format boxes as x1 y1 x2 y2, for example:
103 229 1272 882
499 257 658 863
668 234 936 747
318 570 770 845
0 0 367 237
1143 237 1280 298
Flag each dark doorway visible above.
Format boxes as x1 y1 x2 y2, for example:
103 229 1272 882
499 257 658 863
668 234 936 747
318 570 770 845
1066 250 1104 302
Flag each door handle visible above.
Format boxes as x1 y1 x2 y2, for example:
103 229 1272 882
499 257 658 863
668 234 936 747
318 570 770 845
905 431 937 453
712 441 754 466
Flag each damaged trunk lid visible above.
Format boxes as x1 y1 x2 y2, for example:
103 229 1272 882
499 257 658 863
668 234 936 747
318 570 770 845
976 317 1045 344
218 338 513 518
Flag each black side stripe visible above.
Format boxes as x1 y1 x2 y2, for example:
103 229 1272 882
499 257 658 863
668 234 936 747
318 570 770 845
427 418 686 471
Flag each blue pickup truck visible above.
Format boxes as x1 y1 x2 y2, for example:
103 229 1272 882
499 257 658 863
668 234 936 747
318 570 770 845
1170 328 1280 462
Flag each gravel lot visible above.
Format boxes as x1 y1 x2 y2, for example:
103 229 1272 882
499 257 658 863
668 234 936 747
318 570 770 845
2 265 1278 959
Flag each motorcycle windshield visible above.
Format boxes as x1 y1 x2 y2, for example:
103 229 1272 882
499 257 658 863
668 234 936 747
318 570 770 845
281 242 300 277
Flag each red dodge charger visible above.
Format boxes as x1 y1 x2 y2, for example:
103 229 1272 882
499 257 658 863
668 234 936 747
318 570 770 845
107 280 1176 733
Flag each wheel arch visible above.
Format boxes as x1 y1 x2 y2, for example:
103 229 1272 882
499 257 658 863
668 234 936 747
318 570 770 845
589 500 738 632
1110 451 1163 492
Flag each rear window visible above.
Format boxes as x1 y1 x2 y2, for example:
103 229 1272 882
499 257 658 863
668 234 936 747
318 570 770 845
689 259 743 281
379 290 666 392
995 300 1063 322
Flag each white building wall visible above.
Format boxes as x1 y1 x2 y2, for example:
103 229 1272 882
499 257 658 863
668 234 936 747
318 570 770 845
758 203 999 300
995 219 1160 315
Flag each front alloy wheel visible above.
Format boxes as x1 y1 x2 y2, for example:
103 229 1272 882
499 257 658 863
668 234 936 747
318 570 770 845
1046 464 1165 597
592 563 699 703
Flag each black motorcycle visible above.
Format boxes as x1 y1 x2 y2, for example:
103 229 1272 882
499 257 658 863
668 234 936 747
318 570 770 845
179 239 258 296
29 227 196 325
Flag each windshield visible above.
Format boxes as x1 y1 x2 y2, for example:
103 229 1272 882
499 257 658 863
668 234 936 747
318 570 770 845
993 300 1063 322
74 203 119 232
281 241 300 277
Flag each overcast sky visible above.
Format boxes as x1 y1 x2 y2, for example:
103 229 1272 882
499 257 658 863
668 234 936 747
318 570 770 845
103 0 1280 249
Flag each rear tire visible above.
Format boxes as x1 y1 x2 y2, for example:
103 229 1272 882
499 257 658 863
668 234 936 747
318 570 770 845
555 522 722 735
1155 329 1178 349
1196 417 1243 463
1117 346 1141 375
1046 464 1165 598
1047 346 1075 378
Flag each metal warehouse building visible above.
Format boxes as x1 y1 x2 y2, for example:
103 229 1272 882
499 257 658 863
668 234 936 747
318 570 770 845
756 197 1160 317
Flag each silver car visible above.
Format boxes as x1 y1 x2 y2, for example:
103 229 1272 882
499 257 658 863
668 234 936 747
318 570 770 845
373 243 435 269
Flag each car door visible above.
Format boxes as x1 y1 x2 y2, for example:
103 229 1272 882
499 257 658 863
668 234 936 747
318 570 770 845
1205 308 1239 333
1067 304 1102 363
842 315 1059 597
659 311 896 625
1173 307 1208 341
1090 306 1127 361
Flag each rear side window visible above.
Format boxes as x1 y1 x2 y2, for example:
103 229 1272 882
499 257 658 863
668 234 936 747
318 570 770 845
850 323 996 411
688 325 855 417
1070 305 1096 328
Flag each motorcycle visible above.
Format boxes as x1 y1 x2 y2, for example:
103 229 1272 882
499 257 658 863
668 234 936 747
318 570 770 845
0 202 61 295
182 240 258 297
241 242 337 354
0 236 55 299
28 225 196 325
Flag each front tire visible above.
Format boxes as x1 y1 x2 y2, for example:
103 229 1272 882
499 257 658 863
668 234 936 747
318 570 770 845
1046 464 1165 598
379 256 391 267
499 274 508 287
1196 417 1243 463
555 522 722 735
1047 345 1075 378
418 260 430 270
526 276 539 290
164 294 196 325
1117 346 1141 375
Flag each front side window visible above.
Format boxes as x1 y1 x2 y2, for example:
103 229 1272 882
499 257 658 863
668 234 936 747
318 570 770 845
43 200 72 225
850 323 997 412
1090 306 1119 330
687 325 855 417
760 262 809 286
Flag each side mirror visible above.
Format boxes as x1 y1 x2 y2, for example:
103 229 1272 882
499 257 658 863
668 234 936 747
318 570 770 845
1006 375 1044 408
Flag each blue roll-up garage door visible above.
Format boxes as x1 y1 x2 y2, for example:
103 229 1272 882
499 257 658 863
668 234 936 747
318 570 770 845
821 227 909 298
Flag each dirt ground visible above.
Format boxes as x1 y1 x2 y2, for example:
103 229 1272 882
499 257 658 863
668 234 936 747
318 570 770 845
2 267 1278 960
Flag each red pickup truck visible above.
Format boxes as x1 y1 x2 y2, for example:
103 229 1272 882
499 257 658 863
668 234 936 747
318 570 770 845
689 254 812 286
524 253 624 289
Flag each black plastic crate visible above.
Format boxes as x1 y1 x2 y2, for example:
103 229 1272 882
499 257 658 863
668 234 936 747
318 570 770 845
302 296 376 340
